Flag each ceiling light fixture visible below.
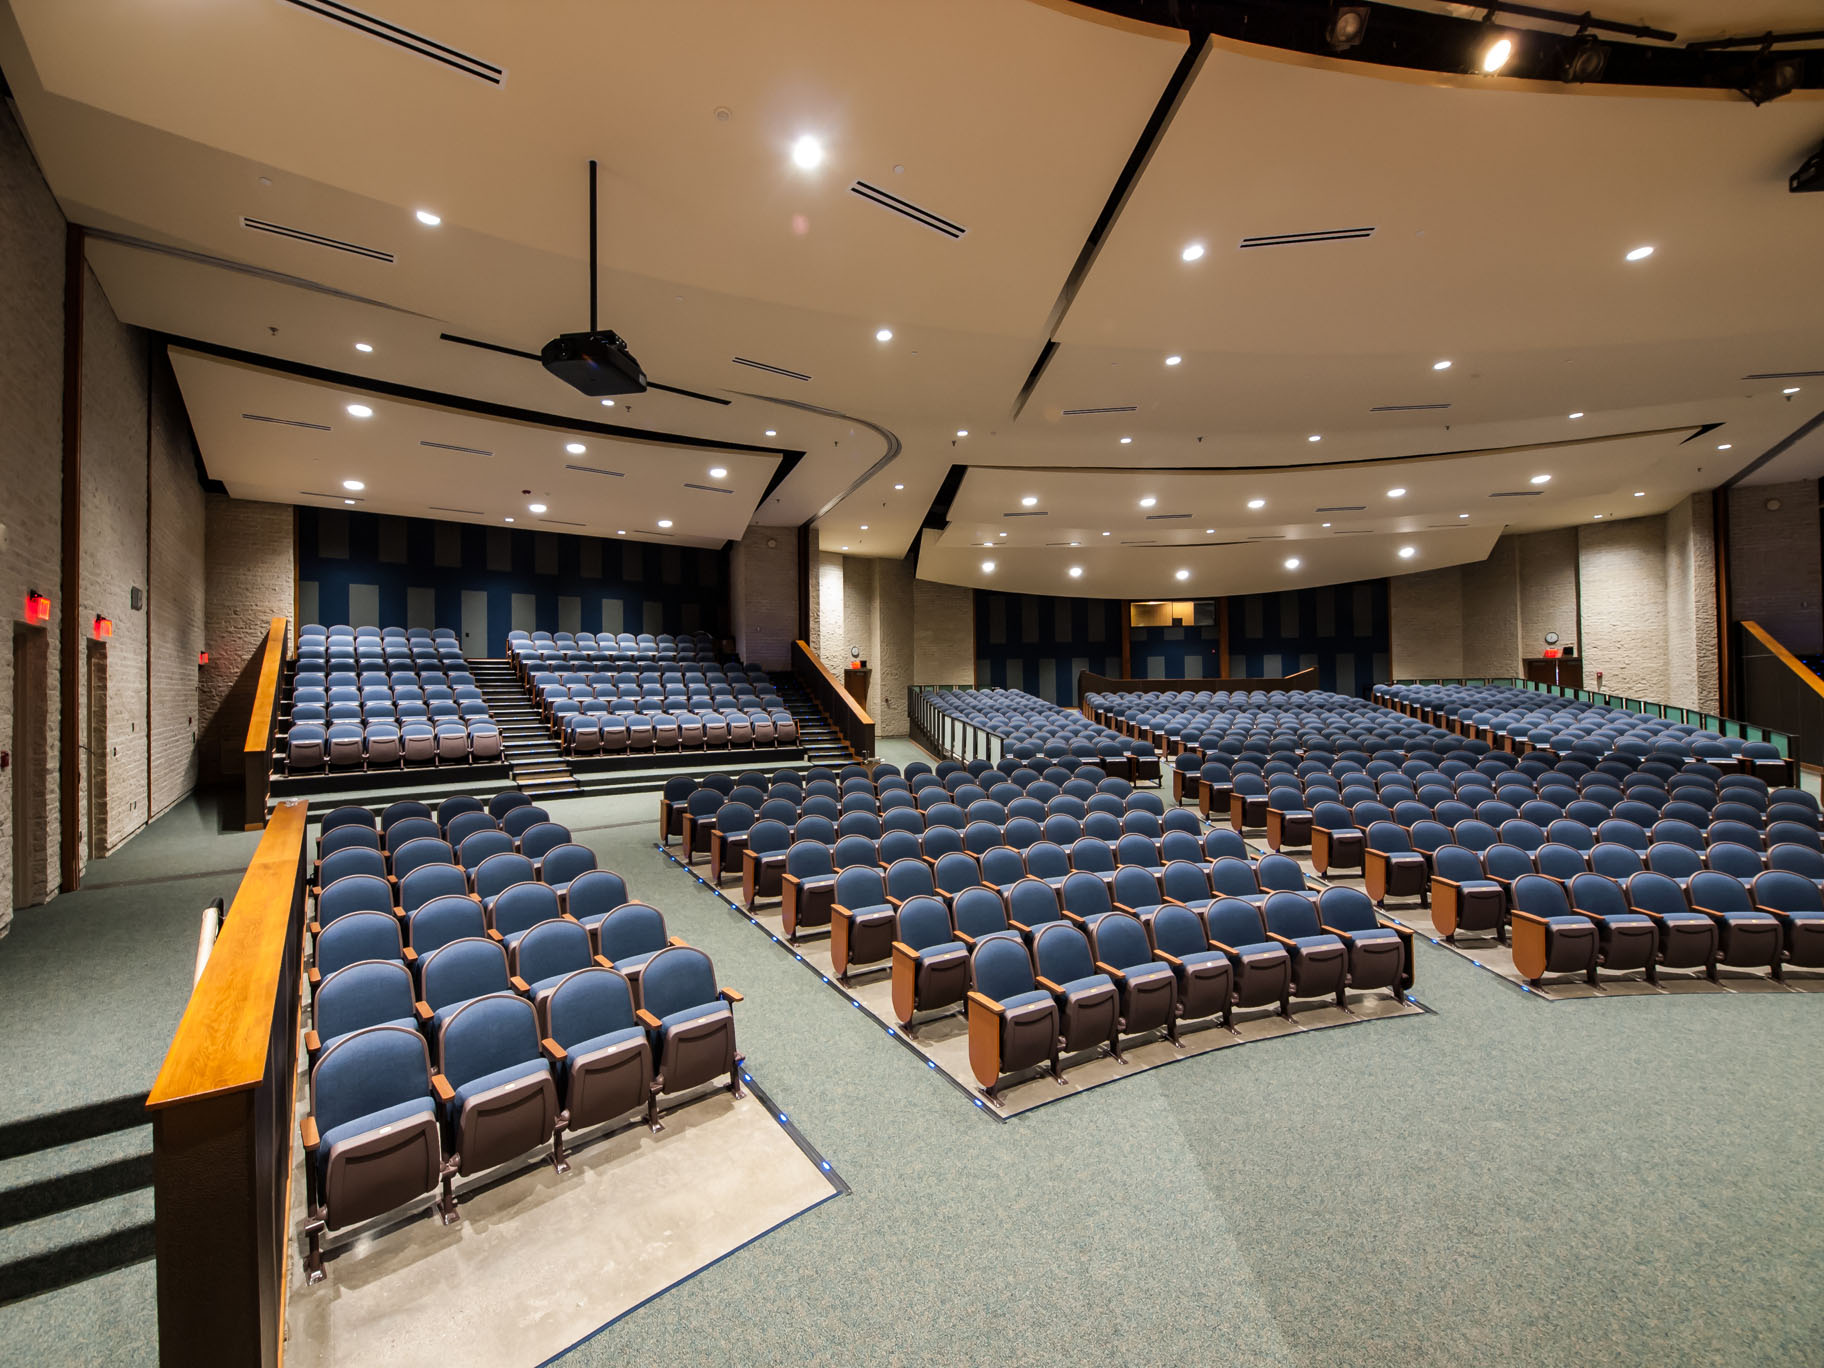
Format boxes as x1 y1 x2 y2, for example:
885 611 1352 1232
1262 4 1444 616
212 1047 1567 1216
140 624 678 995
1068 566 1083 579
764 429 777 437
1398 546 1416 559
657 519 673 528
1568 411 1584 419
343 498 355 505
1247 498 1266 510
345 403 372 418
1175 569 1190 581
1139 497 1156 508
956 429 969 438
1625 245 1655 262
791 135 824 170
1120 436 1133 445
415 209 441 226
601 399 615 407
981 560 995 573
565 442 586 454
860 524 869 530
529 502 547 513
894 484 904 491
1322 522 1332 528
1181 243 1205 262
875 327 893 343
1479 34 1514 74
1459 512 1470 518
1326 5 1369 52
1021 496 1037 507
354 342 373 353
1307 434 1321 443
1530 473 1551 485
342 479 364 491
503 516 514 523
1784 386 1802 395
1593 513 1604 519
709 466 728 479
1164 355 1182 367
1387 487 1406 498
616 529 625 535
1634 491 1646 497
1205 528 1215 535
1718 443 1733 450
1432 360 1452 371
1284 557 1302 570
1101 531 1110 536
841 546 850 551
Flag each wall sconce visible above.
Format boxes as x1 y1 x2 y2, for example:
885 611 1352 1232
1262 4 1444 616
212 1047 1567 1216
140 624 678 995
198 650 210 666
92 615 113 640
24 592 50 626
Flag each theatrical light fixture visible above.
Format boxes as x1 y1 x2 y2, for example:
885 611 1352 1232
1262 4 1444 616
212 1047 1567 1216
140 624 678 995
1021 496 1037 507
1626 245 1655 262
529 503 547 513
1561 32 1609 83
1068 566 1083 579
346 403 372 418
1325 5 1369 52
415 209 441 226
565 442 586 454
1164 355 1182 367
1741 53 1803 107
1398 546 1416 559
981 560 995 572
709 467 727 479
791 135 824 169
1432 359 1452 371
875 327 893 342
1247 498 1266 510
1175 569 1191 581
1284 557 1302 570
1480 34 1514 74
1531 474 1551 485
342 479 365 491
354 342 373 353
1181 242 1205 262
657 519 673 528
1387 487 1407 498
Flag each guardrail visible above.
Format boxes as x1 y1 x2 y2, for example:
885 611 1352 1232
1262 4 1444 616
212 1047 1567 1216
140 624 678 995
147 799 310 1367
240 616 290 831
1381 674 1794 757
792 639 875 761
1736 621 1824 768
908 685 1005 765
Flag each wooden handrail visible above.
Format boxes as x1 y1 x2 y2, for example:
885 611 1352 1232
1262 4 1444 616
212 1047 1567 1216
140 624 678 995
1740 620 1824 703
240 617 288 830
149 799 308 1107
793 639 875 726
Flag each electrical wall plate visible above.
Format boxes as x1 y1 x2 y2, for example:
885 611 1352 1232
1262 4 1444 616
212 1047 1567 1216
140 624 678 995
130 586 145 610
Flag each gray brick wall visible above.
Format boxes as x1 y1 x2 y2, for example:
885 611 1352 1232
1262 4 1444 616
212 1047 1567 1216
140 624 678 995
871 557 914 737
1665 494 1720 713
1389 567 1464 677
149 358 205 815
200 496 295 785
1460 535 1521 676
728 524 797 672
913 579 974 687
1729 479 1821 655
1516 528 1579 656
1579 513 1671 700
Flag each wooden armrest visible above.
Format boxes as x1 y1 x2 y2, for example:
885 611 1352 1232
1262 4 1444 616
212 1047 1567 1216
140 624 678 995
1007 918 1034 934
386 873 398 886
719 987 744 1004
306 921 321 937
593 955 613 970
414 1000 432 1022
1154 950 1185 968
1035 975 1066 995
300 1115 320 1149
307 966 321 988
1112 902 1143 916
1265 931 1297 948
1094 960 1127 980
303 1029 321 1054
831 903 853 921
468 892 484 905
509 975 530 994
401 946 418 964
430 1073 455 1104
885 894 906 910
635 1008 661 1031
486 928 504 943
1690 904 1722 917
966 990 1004 1016
781 872 801 890
561 912 581 924
1508 908 1551 927
540 1037 568 1063
1431 877 1462 891
955 931 978 948
668 935 689 947
1207 938 1239 955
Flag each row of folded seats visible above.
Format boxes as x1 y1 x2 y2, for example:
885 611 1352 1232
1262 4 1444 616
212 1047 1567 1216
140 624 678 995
918 688 1162 783
299 790 743 1281
509 628 718 671
289 625 494 770
1374 681 1795 782
1087 688 1412 756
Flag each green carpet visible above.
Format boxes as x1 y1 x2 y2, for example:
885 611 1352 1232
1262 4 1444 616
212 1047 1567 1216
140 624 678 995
2 766 1820 1367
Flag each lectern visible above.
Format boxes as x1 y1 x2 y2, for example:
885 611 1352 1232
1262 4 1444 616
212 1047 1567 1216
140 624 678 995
1524 656 1583 688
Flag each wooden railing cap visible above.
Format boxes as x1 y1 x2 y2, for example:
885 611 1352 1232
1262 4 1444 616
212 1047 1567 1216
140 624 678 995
794 639 875 727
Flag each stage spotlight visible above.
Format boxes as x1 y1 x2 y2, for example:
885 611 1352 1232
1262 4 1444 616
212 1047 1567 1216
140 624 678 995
1325 5 1369 53
1742 53 1802 106
1479 32 1515 74
1561 33 1608 84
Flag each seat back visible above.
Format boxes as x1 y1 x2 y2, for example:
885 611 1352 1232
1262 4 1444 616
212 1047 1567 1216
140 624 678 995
438 992 541 1091
952 886 1012 941
1206 899 1267 949
1255 854 1306 893
418 936 509 1011
311 1025 433 1140
1316 885 1378 935
318 873 392 928
834 866 887 909
596 902 668 963
474 853 536 903
638 945 720 1022
315 960 416 1042
1031 922 1097 984
1568 872 1628 919
1089 911 1152 971
1512 873 1570 918
1261 891 1322 940
1752 869 1823 912
490 881 561 941
971 935 1036 1003
459 830 515 870
407 895 486 958
895 895 954 953
1689 869 1752 911
513 917 592 985
315 910 403 977
545 967 638 1051
1007 877 1064 930
319 847 387 888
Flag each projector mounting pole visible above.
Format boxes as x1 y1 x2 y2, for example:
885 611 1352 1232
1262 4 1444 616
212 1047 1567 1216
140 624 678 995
588 159 598 332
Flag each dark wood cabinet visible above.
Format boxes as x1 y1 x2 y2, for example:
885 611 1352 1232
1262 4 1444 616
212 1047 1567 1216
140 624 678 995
1524 656 1583 689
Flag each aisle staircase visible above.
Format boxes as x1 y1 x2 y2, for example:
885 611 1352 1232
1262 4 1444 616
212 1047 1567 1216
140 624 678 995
0 1096 154 1308
777 676 863 766
465 659 582 800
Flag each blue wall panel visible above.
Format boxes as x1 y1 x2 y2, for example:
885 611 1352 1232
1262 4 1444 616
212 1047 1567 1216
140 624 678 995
973 590 1122 706
298 508 728 657
1226 579 1389 696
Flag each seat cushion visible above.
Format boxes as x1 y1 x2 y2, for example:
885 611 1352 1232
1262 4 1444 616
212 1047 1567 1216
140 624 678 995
605 947 660 974
658 1001 728 1035
317 1098 436 1182
565 1024 647 1072
1119 961 1175 989
1344 927 1403 946
997 989 1054 1013
1590 911 1653 929
1057 973 1114 998
846 902 897 925
917 940 968 963
451 1057 549 1112
1457 879 1502 896
1228 940 1284 960
1542 916 1595 934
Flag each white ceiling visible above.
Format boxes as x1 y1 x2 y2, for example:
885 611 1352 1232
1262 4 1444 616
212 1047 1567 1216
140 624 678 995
3 0 1820 595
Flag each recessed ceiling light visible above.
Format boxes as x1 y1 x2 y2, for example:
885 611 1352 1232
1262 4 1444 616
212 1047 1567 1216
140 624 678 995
791 135 824 170
1593 513 1604 519
1717 443 1732 450
956 429 969 438
529 502 547 514
415 209 441 226
1784 386 1802 395
565 442 586 454
894 484 904 491
1119 436 1133 445
1634 491 1646 497
1625 245 1654 262
601 399 615 407
1284 557 1301 570
860 524 869 530
503 516 514 523
1432 360 1452 371
1021 496 1037 507
1101 531 1110 536
841 545 850 551
764 429 777 437
1068 566 1083 579
343 498 355 505
981 560 996 572
875 327 893 343
1307 434 1321 443
354 342 373 353
1480 35 1514 73
1530 473 1551 485
1459 512 1470 519
1139 497 1156 508
345 403 372 418
1398 546 1416 558
1205 528 1215 534
1247 498 1266 510
616 529 626 535
1181 243 1205 262
1175 568 1191 581
342 478 364 491
1568 411 1584 419
1321 522 1332 528
1164 355 1182 367
1387 487 1407 498
709 466 728 479
657 519 673 528
1070 542 1081 547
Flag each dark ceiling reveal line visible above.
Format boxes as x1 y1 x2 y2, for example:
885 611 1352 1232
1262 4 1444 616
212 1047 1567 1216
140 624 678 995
1721 406 1824 489
163 335 787 455
83 225 426 314
1008 31 1210 422
730 392 901 523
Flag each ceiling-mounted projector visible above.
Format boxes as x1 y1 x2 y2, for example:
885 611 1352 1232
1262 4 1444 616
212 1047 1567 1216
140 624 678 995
541 160 649 397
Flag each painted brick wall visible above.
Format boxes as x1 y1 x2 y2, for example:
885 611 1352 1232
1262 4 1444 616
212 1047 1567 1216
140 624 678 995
729 524 797 672
870 557 914 736
814 552 844 669
148 358 205 815
1460 535 1522 676
1664 494 1720 713
0 102 66 923
913 578 974 688
201 496 295 785
1728 479 1821 655
1516 528 1580 657
1578 513 1671 701
1389 566 1464 678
